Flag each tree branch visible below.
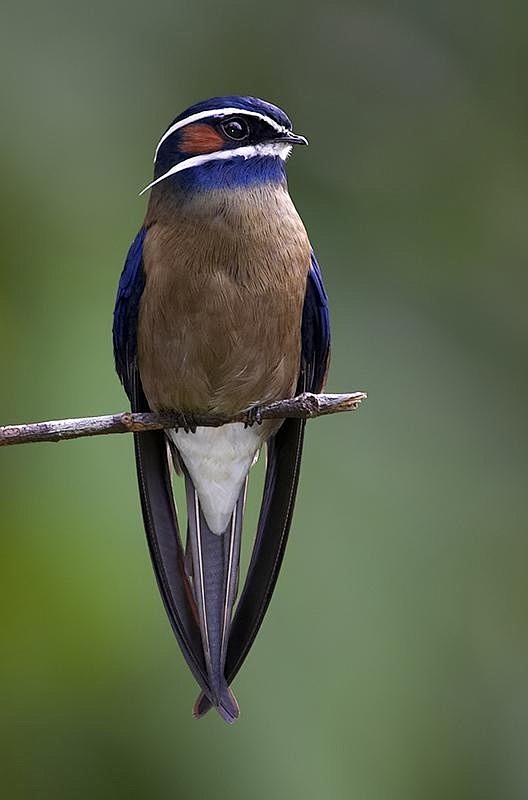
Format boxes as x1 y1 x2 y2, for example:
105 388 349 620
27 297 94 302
0 391 367 447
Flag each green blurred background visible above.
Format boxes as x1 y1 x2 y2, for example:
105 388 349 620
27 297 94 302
1 1 527 797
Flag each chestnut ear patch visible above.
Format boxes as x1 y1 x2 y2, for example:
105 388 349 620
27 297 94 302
179 123 225 154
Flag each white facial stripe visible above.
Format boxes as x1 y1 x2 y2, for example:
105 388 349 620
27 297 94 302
153 107 287 162
139 142 292 195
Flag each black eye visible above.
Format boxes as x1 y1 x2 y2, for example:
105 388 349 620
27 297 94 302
221 117 250 141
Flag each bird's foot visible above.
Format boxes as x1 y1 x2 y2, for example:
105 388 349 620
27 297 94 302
172 411 198 434
243 405 263 428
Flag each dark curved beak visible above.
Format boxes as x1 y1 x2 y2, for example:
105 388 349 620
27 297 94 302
275 131 309 146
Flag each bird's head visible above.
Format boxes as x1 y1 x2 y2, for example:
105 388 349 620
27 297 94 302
141 95 308 196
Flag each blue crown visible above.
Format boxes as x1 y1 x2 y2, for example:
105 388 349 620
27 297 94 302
170 95 292 132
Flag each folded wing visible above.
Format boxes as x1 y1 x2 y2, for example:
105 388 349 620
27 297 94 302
113 230 216 707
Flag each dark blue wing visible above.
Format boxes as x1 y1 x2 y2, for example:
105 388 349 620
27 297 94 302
301 251 331 393
112 228 216 711
112 228 147 399
220 251 331 690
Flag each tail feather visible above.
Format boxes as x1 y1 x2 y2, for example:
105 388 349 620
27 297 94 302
184 471 246 723
192 416 306 719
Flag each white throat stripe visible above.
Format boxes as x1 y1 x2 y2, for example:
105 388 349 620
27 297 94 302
154 107 287 162
140 142 292 195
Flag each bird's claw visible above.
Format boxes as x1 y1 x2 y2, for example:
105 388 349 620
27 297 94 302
243 406 263 428
173 411 198 434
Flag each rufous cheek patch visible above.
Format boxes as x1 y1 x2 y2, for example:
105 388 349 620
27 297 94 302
179 124 225 154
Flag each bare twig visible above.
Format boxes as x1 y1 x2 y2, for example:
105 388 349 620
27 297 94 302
0 392 367 448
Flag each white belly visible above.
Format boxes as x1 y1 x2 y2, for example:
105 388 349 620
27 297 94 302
170 423 262 534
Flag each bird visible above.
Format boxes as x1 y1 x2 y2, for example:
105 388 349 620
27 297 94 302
113 95 330 722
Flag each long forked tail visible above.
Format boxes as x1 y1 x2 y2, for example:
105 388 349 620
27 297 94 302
184 471 246 724
192 416 307 719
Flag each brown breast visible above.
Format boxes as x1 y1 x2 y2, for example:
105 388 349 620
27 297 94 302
137 183 311 416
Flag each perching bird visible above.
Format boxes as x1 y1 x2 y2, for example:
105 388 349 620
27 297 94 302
113 95 330 722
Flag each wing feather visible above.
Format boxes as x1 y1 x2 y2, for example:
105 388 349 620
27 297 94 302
113 231 214 704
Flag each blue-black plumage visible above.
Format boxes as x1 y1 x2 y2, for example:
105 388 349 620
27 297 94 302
113 95 330 722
